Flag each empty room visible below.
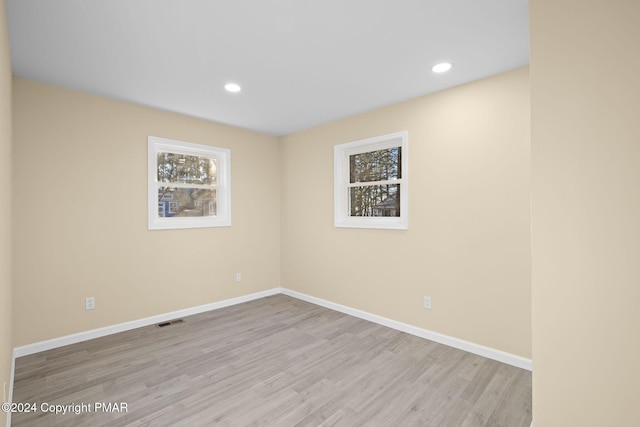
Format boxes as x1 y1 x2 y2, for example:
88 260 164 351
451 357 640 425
1 1 639 426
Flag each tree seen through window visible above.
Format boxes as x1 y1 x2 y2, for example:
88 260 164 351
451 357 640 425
349 147 401 217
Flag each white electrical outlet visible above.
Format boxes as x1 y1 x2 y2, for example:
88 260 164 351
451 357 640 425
235 273 242 282
85 297 95 310
423 296 432 310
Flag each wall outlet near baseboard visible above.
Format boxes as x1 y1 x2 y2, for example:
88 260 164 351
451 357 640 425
235 273 242 282
423 296 432 310
85 297 95 310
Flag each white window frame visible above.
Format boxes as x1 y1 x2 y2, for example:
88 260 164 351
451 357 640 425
334 131 408 230
148 136 231 230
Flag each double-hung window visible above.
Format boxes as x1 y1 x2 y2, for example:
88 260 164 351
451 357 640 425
148 136 231 230
334 131 408 229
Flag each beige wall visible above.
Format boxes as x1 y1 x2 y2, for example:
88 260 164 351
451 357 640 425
281 67 531 358
531 0 640 425
12 78 281 346
0 0 12 423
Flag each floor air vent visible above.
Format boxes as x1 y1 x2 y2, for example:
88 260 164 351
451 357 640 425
156 319 184 328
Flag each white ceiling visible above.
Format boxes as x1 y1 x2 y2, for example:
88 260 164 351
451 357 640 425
6 0 529 136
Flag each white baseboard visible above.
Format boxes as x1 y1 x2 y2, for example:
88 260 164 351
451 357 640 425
8 286 531 425
280 288 532 371
12 288 281 358
8 290 271 425
11 286 531 375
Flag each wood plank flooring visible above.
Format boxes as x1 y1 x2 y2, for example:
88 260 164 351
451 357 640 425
11 295 531 426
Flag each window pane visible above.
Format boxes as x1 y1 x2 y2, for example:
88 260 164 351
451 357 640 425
158 187 216 217
349 147 401 183
349 184 400 217
157 152 217 185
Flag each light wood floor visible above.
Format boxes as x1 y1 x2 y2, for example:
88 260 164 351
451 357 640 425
12 295 531 426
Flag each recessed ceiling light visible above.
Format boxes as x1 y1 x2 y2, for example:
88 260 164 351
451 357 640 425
431 62 452 73
224 83 242 93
